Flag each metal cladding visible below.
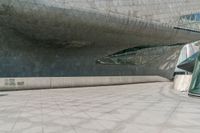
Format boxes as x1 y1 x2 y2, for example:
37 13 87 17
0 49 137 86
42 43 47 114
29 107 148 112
0 0 200 78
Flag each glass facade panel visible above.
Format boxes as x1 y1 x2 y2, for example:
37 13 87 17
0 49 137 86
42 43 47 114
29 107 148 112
189 52 200 96
178 13 200 31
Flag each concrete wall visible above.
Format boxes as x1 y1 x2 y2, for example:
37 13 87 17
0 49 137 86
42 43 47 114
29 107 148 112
0 76 169 91
0 27 182 79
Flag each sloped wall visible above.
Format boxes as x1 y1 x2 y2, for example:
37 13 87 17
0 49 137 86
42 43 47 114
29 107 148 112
0 27 181 79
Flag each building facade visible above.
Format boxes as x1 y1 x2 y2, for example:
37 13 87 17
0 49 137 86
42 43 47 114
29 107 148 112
0 0 200 79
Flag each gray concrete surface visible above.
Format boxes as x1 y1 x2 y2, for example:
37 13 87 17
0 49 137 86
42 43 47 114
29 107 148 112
0 76 169 91
0 82 200 133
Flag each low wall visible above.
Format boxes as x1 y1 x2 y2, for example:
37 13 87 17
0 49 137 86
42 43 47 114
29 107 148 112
173 75 192 92
0 76 169 91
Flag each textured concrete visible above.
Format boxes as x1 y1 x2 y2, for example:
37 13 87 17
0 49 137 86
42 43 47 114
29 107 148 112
174 75 192 92
0 0 200 78
0 82 200 133
0 76 169 91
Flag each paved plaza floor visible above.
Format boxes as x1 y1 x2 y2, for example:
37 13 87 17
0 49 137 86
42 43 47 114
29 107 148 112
0 82 200 133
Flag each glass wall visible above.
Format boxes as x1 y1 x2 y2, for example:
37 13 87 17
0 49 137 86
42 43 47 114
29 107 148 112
178 13 200 31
